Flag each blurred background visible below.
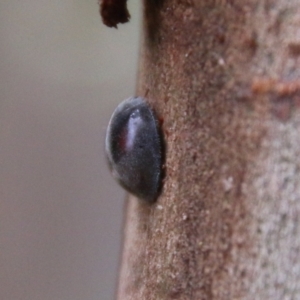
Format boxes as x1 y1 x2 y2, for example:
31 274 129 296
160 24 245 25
0 1 141 299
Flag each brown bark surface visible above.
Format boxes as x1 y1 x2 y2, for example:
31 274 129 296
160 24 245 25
117 1 300 299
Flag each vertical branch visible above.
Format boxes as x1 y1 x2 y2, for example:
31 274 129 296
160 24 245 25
117 1 300 299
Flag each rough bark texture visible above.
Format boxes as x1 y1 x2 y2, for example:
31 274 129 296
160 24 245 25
117 1 300 299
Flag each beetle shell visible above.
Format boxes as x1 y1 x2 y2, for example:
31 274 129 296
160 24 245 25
105 97 162 202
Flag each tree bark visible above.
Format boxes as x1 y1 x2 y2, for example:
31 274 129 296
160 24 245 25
117 1 300 299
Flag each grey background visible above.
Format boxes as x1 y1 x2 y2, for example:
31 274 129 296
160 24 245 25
0 1 140 299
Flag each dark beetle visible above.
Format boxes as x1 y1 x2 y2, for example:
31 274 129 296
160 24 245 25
105 97 163 202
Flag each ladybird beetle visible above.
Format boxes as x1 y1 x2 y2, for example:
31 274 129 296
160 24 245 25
105 97 163 202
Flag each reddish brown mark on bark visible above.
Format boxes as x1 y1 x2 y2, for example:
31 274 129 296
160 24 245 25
251 77 300 121
288 42 300 57
252 77 300 96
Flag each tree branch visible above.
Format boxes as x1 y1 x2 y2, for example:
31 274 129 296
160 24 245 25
117 1 300 299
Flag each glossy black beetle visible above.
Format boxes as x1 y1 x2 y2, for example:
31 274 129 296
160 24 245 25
105 97 163 202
